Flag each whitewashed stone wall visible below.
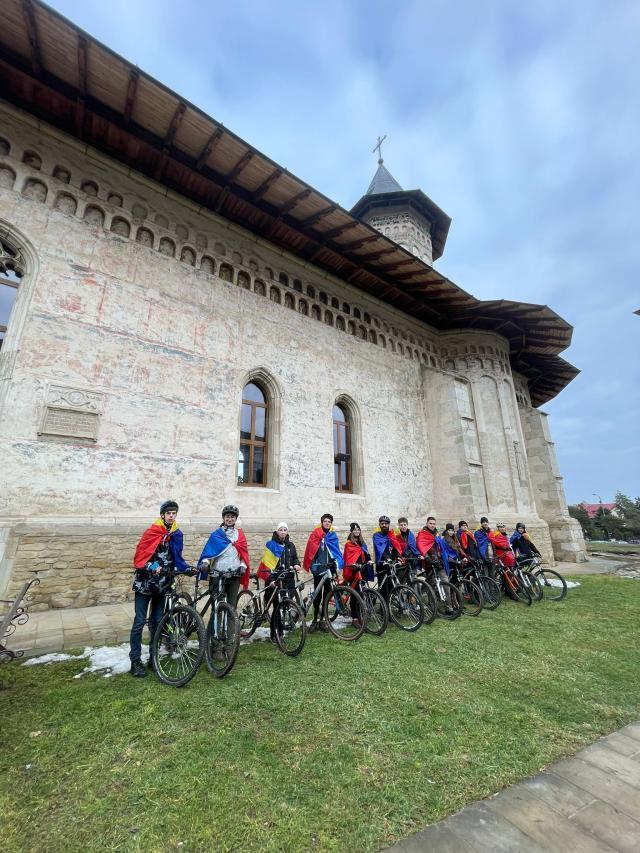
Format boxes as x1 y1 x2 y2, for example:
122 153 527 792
0 104 584 608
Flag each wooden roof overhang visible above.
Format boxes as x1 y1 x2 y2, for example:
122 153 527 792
0 0 578 407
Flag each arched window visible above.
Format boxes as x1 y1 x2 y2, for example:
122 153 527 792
238 382 268 486
0 236 24 350
333 403 352 493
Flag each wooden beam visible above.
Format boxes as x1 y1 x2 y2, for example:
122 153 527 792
75 35 87 136
357 247 397 263
278 187 312 215
340 234 379 252
320 221 358 241
298 204 336 228
196 127 224 169
163 101 186 148
225 149 254 183
123 68 139 126
21 0 41 75
253 167 283 199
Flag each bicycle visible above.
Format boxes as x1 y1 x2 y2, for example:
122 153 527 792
189 565 241 677
519 555 568 601
236 570 306 656
418 559 463 620
343 564 388 636
461 559 502 610
494 558 532 606
448 560 484 617
149 568 206 688
402 557 437 625
512 561 543 602
376 561 425 631
298 564 366 641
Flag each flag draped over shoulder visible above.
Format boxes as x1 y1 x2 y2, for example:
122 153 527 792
199 526 251 588
474 528 491 557
372 528 406 563
133 519 188 572
395 528 420 557
257 539 285 580
303 526 343 571
343 540 372 581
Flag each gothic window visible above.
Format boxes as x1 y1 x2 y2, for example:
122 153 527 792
238 382 268 487
298 299 308 316
0 236 24 350
333 403 352 493
285 292 295 309
269 286 281 304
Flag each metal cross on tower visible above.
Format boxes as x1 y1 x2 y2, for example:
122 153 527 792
372 135 387 164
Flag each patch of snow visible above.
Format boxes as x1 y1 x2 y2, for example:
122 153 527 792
23 652 76 666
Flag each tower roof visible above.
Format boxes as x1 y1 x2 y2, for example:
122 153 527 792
366 161 403 195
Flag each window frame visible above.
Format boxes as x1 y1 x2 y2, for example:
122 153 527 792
333 403 353 494
238 382 268 487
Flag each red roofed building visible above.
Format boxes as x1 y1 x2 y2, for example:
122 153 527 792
580 503 617 519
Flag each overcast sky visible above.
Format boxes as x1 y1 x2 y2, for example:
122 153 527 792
47 0 640 504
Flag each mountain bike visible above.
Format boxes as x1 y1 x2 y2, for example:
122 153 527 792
402 557 437 624
519 556 568 601
189 567 241 677
461 559 502 610
298 564 366 641
343 564 388 636
150 569 206 688
448 560 484 617
418 560 463 620
376 561 425 631
513 561 543 602
494 558 532 605
236 570 306 656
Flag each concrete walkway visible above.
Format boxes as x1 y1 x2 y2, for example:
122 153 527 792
1 556 623 657
386 723 640 852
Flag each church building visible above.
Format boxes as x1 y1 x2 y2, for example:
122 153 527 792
0 1 585 611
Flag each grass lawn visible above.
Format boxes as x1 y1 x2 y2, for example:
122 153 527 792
1 574 639 852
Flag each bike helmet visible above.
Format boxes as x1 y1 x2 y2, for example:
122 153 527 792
378 515 390 524
221 504 239 517
159 500 179 515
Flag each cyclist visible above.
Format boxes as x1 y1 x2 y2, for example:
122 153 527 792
474 516 495 572
199 505 251 610
442 523 466 567
457 520 481 561
510 523 542 563
373 515 406 600
129 499 190 678
303 513 344 632
396 516 420 581
257 522 301 641
342 522 373 627
489 523 516 568
416 516 452 607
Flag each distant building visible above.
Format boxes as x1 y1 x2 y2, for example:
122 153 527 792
579 503 618 519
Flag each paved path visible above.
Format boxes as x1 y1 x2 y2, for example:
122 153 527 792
2 556 623 657
385 723 640 852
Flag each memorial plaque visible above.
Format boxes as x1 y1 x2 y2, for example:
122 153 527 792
38 384 105 443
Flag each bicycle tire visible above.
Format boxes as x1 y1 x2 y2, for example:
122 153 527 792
272 599 306 657
522 571 543 602
533 568 568 602
413 580 437 625
362 588 388 636
457 578 484 617
477 575 501 610
205 602 240 677
435 582 463 620
323 586 366 641
388 584 424 632
151 603 205 688
176 592 193 606
505 571 532 605
236 590 259 639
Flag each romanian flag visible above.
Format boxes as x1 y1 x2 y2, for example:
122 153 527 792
133 518 188 572
372 528 406 563
257 540 285 580
303 526 344 571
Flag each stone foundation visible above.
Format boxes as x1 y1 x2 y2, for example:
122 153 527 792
548 517 588 562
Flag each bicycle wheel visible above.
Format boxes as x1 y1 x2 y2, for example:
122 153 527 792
361 588 388 636
413 580 437 625
272 599 306 657
236 589 259 639
477 575 501 610
505 571 532 606
457 579 484 617
205 602 240 677
435 582 463 620
533 568 568 601
388 584 424 632
522 571 543 602
151 603 205 688
323 586 366 641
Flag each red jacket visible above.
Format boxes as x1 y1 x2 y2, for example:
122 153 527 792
488 531 515 567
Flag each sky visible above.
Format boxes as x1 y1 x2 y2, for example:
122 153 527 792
46 0 640 504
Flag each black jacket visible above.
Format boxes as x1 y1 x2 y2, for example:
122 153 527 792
270 532 300 571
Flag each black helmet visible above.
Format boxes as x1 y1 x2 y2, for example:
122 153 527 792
221 504 239 518
378 515 390 524
160 500 179 515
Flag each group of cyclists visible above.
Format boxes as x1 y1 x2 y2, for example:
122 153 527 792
128 500 545 678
